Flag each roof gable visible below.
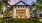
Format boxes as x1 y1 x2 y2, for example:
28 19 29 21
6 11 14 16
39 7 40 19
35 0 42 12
15 1 28 5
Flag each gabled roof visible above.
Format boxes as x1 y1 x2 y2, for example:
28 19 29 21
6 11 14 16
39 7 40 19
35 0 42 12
14 1 28 5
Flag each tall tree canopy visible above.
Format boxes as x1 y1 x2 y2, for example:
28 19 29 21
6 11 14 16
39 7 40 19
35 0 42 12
37 0 42 11
0 1 2 9
2 0 8 5
0 1 3 13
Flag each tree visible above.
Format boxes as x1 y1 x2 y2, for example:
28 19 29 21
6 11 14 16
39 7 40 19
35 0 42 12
37 0 42 11
2 0 8 6
0 1 3 13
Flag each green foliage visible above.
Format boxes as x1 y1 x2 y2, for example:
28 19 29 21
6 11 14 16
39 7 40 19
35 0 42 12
3 0 8 5
32 0 42 11
0 1 3 13
0 1 2 9
32 2 36 7
37 3 42 11
4 10 11 17
37 0 42 3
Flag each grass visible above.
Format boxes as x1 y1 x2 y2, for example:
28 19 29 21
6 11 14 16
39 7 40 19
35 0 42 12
7 18 36 23
0 18 3 23
36 18 42 23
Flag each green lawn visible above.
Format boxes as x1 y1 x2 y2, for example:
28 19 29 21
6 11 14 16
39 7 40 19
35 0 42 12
36 18 42 23
0 18 3 23
7 18 36 23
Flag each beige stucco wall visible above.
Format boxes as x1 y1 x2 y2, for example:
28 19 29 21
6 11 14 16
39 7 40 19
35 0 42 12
12 6 30 18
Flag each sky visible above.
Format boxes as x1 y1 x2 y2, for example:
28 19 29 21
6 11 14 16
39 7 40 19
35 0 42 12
22 0 36 5
8 0 36 5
